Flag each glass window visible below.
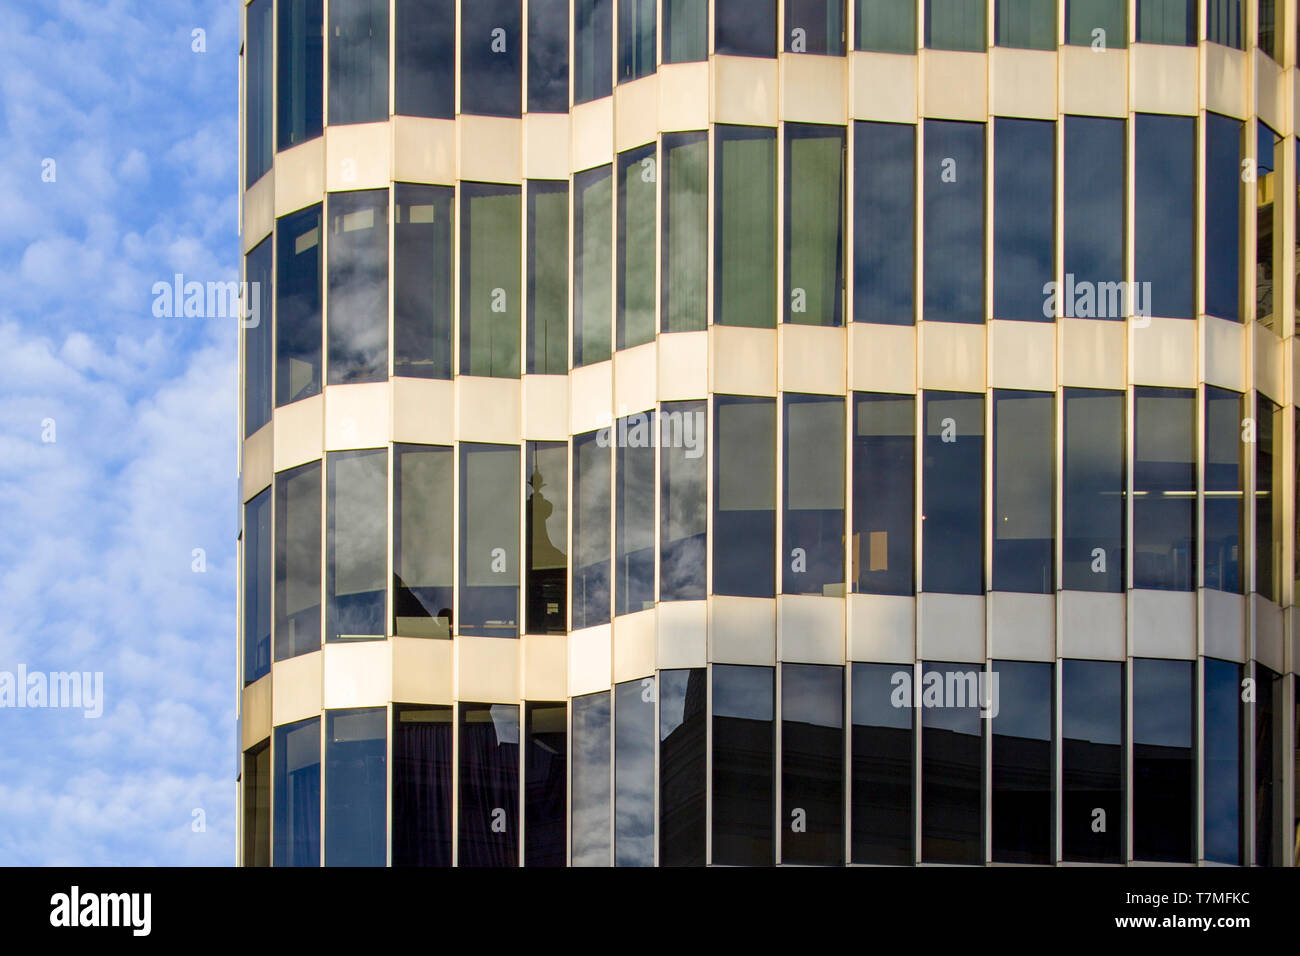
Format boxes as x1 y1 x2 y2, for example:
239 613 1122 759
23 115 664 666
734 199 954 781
851 662 913 864
616 412 656 615
1137 0 1197 44
1133 658 1195 863
713 664 775 866
324 707 385 866
994 118 1054 322
925 0 986 50
573 431 612 629
1204 387 1245 594
1063 116 1125 319
785 124 845 327
244 489 272 685
327 189 388 385
1259 0 1277 60
1061 659 1123 863
246 0 273 183
394 444 453 638
663 0 707 62
458 703 520 866
993 391 1053 593
459 443 520 637
1133 387 1195 591
460 183 521 378
1206 0 1244 48
1206 112 1244 322
659 668 707 865
524 702 567 866
716 0 777 56
991 660 1052 864
854 121 915 324
1062 388 1125 591
615 678 655 865
1255 664 1284 866
275 461 321 661
1257 397 1282 603
394 183 453 379
856 0 916 52
922 392 984 595
528 181 570 373
782 664 844 865
996 0 1055 49
575 0 614 103
393 705 453 866
920 662 983 864
528 0 570 113
853 394 914 595
326 449 387 641
395 0 454 118
619 0 656 81
572 690 612 865
714 396 776 597
273 716 320 866
1067 0 1127 47
716 125 777 328
275 204 322 406
786 0 846 54
277 0 323 151
461 0 522 116
617 144 657 350
1204 658 1243 864
244 238 273 437
328 0 388 126
660 400 707 601
1136 114 1195 318
661 131 708 333
526 441 568 634
243 741 271 866
1257 123 1280 331
574 164 613 366
783 394 845 595
923 120 984 323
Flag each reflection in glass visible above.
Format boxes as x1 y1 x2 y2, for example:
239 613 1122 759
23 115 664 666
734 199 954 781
660 668 707 865
573 431 612 629
785 0 846 55
991 660 1052 864
854 121 914 324
1062 389 1125 591
853 394 914 595
1204 658 1243 865
1205 112 1243 322
1204 387 1244 594
922 392 984 594
244 491 272 685
851 663 913 864
461 0 522 116
326 449 387 641
660 401 707 601
995 0 1054 49
783 394 845 595
1137 0 1197 44
857 0 915 51
663 0 707 62
246 0 273 182
1206 0 1243 48
1063 116 1125 319
245 238 273 436
1257 397 1282 603
460 183 521 378
1067 0 1127 46
785 124 845 326
782 664 843 865
1255 665 1284 865
459 444 520 637
926 0 986 51
616 678 655 865
616 413 656 615
275 461 321 661
1133 387 1195 591
661 132 708 333
618 144 657 349
920 662 983 864
574 165 613 366
277 0 323 151
395 0 454 118
525 702 567 866
526 442 568 634
619 0 656 81
328 0 388 126
1258 0 1277 59
713 665 775 866
993 391 1053 593
459 703 520 866
1133 657 1194 862
1257 123 1280 331
1061 659 1123 863
243 741 270 866
572 691 612 865
575 0 613 104
324 707 386 866
528 181 570 374
993 118 1054 321
394 444 453 638
1136 113 1195 318
924 120 985 323
394 183 452 379
716 125 777 327
275 204 322 406
716 0 777 56
714 396 776 597
328 190 388 385
273 716 320 866
528 0 570 113
393 705 453 866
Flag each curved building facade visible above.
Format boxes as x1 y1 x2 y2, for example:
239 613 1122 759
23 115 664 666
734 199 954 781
237 0 1298 865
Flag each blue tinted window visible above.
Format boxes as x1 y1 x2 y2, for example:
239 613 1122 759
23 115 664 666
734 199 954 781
851 662 913 864
394 444 453 638
394 183 453 379
1133 658 1195 862
1204 387 1244 594
923 392 984 594
575 0 613 103
245 237 273 436
659 668 707 865
328 0 388 126
461 0 522 116
244 489 272 685
782 664 844 865
324 707 386 866
660 401 707 601
853 394 915 595
525 442 568 635
993 391 1053 593
713 665 775 865
1258 0 1277 59
619 0 656 81
326 449 387 641
1061 659 1123 863
1256 397 1282 603
392 705 453 866
714 396 776 597
277 0 323 151
1257 123 1279 331
1063 116 1125 319
783 394 845 595
273 716 320 866
1205 112 1243 321
528 0 570 112
274 461 322 661
926 0 986 50
1133 387 1195 591
924 120 985 323
716 0 777 56
459 703 520 866
1254 664 1284 865
1137 0 1197 44
1135 113 1195 318
459 443 520 637
275 204 322 407
396 0 455 118
573 431 612 628
994 118 1054 322
327 189 388 385
991 661 1052 864
246 0 273 182
1204 658 1243 864
1206 0 1243 48
572 690 611 865
854 121 915 324
1063 388 1125 591
525 702 567 866
785 0 846 54
920 662 983 864
1067 0 1127 46
616 412 656 615
856 0 916 53
615 678 655 865
663 0 707 62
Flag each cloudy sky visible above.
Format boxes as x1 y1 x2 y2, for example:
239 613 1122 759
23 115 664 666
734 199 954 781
0 1 238 864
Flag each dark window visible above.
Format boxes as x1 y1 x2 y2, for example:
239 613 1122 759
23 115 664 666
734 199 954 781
393 705 453 866
619 0 656 82
528 0 570 113
663 0 708 62
327 189 388 385
458 703 520 866
1067 0 1127 47
1206 0 1244 48
854 121 915 324
1061 659 1123 863
277 0 323 151
851 662 913 864
924 120 984 323
324 707 386 866
713 664 775 866
786 0 846 54
326 449 387 641
275 204 322 406
716 0 777 56
572 690 612 865
1258 0 1277 60
1063 116 1125 318
573 431 612 629
243 741 271 866
246 0 273 183
526 441 568 634
615 678 656 865
785 123 845 327
661 131 708 333
920 662 984 864
1204 658 1243 864
716 125 777 328
1205 112 1244 322
714 396 776 597
659 668 707 865
922 392 984 594
660 401 707 601
1257 123 1280 331
394 444 453 638
1254 665 1284 866
244 490 272 684
394 183 453 380
1135 113 1195 318
993 118 1054 322
782 663 844 865
328 0 388 126
1132 657 1195 863
244 238 273 436
274 461 321 661
1133 387 1195 591
1257 396 1282 603
993 390 1053 593
395 0 454 118
461 0 522 116
460 183 521 378
525 702 568 866
1137 0 1197 44
1204 387 1245 594
991 660 1052 864
459 443 520 637
273 716 320 866
574 164 613 366
853 393 914 595
528 180 570 374
575 0 613 103
925 0 986 50
1062 388 1125 591
995 0 1055 48
616 412 656 615
783 394 845 594
618 144 657 349
856 0 916 52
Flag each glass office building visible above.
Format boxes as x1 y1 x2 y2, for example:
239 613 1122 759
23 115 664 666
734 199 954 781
238 0 1298 865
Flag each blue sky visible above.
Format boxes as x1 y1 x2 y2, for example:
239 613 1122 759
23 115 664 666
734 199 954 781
0 1 239 864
